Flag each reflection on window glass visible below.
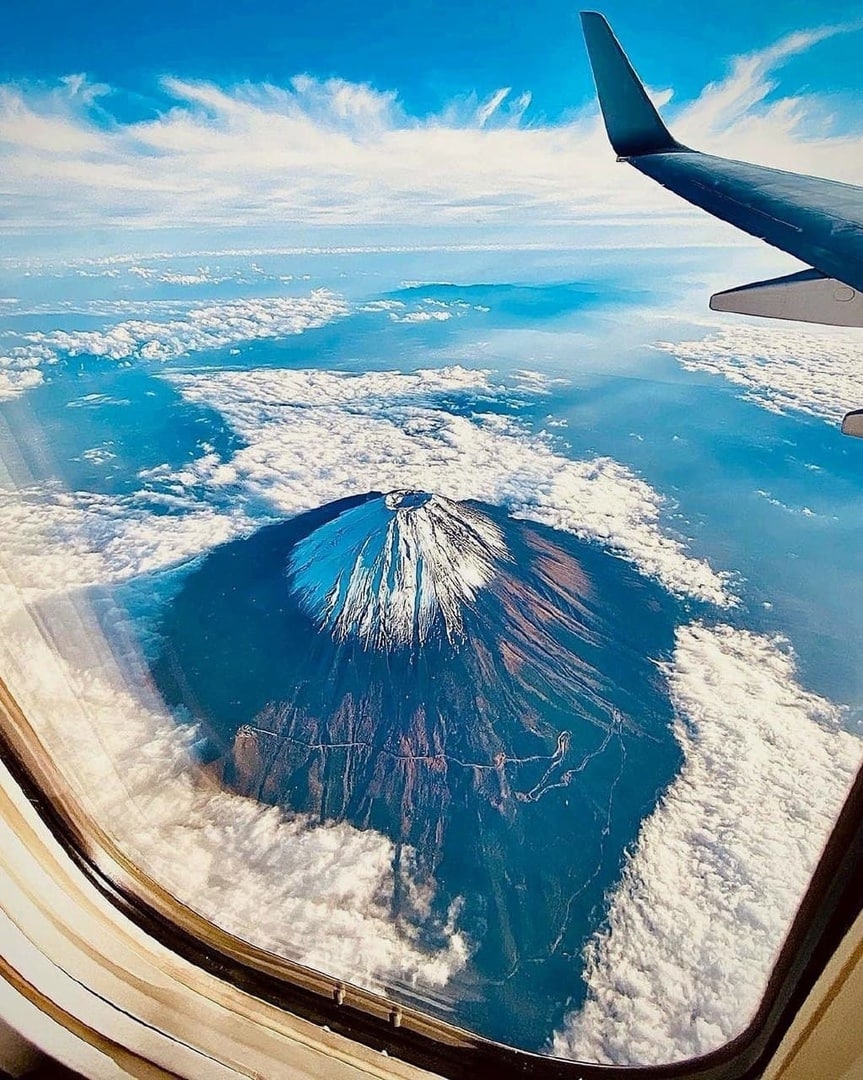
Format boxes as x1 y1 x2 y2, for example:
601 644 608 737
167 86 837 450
1 245 860 1065
2 15 863 1061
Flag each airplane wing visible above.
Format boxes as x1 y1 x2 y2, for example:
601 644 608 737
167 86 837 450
580 11 863 328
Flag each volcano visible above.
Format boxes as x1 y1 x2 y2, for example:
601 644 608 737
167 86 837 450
153 490 683 1045
289 490 508 650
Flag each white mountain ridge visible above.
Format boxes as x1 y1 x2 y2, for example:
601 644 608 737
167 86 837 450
288 491 508 650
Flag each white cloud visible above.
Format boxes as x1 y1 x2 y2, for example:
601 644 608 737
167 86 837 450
475 88 514 128
0 485 253 596
127 264 227 285
166 365 732 606
553 622 861 1065
0 344 52 401
119 261 296 286
389 308 452 323
0 367 43 400
655 322 863 421
0 291 348 400
0 364 728 608
0 570 467 992
27 291 347 362
675 25 861 171
384 297 480 324
1 25 861 245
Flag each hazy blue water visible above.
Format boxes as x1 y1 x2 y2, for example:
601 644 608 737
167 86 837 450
533 358 863 710
0 365 243 498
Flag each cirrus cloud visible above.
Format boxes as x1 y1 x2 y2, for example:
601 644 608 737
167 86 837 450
1 24 861 249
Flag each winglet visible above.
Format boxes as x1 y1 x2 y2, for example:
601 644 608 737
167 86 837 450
580 12 683 158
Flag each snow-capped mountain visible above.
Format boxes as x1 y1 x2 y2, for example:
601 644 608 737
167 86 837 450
289 491 508 650
153 491 682 1045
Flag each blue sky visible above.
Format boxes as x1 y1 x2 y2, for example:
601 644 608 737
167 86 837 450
3 0 862 119
1 1 861 255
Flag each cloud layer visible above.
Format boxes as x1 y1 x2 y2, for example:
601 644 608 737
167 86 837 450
553 623 861 1064
0 485 251 596
656 322 863 422
1 25 861 245
166 365 732 605
0 292 347 400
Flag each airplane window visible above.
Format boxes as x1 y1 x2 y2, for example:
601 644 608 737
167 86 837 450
1 8 862 1076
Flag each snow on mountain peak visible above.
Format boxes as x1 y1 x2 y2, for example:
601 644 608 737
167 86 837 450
288 491 508 649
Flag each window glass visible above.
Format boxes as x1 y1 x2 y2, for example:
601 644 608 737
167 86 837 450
1 16 862 1066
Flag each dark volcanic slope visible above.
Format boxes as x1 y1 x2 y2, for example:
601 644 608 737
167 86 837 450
152 491 683 1048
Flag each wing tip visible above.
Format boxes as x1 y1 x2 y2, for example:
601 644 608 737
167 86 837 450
580 11 682 158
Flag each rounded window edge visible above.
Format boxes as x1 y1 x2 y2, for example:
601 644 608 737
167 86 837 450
0 672 861 1080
